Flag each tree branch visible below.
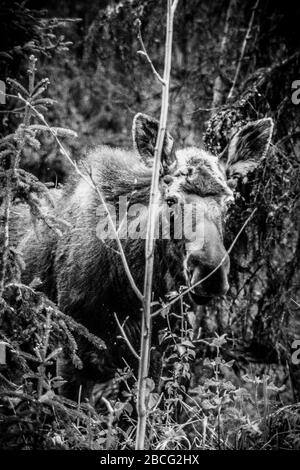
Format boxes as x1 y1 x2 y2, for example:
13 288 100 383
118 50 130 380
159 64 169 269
114 313 140 361
136 0 179 450
137 21 166 86
227 0 260 100
211 0 235 114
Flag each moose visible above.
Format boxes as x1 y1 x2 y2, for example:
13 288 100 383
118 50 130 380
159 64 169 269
20 113 273 399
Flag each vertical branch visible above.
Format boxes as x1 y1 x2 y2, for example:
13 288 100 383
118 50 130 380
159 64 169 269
211 0 235 114
227 0 260 100
0 187 11 297
135 0 179 450
37 308 52 398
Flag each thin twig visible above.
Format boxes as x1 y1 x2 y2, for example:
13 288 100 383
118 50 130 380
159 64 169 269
76 384 82 427
172 0 180 14
0 182 11 296
137 21 165 86
211 0 235 113
227 0 260 100
114 313 140 360
101 396 114 450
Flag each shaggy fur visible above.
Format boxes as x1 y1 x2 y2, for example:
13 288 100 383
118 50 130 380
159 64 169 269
20 146 188 396
19 114 274 398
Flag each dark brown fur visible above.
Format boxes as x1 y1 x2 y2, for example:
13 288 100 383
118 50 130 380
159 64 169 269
20 146 186 396
19 114 274 398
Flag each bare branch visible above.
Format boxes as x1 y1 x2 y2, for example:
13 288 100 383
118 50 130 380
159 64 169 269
291 299 300 308
101 396 114 414
136 0 178 450
101 396 115 450
0 183 11 297
172 0 180 14
137 21 165 86
87 171 144 302
227 0 260 100
211 0 235 114
114 313 140 361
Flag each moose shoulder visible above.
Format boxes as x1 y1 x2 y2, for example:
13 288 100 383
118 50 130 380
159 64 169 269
20 113 274 398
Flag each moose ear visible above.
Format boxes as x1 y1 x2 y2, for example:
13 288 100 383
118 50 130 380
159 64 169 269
132 113 176 172
223 118 274 179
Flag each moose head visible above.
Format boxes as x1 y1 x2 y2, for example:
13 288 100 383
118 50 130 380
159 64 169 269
132 113 274 304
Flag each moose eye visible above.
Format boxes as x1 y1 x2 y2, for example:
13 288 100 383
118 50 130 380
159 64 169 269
227 171 240 181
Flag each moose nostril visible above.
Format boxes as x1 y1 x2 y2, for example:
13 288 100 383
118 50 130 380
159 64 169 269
166 196 178 207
